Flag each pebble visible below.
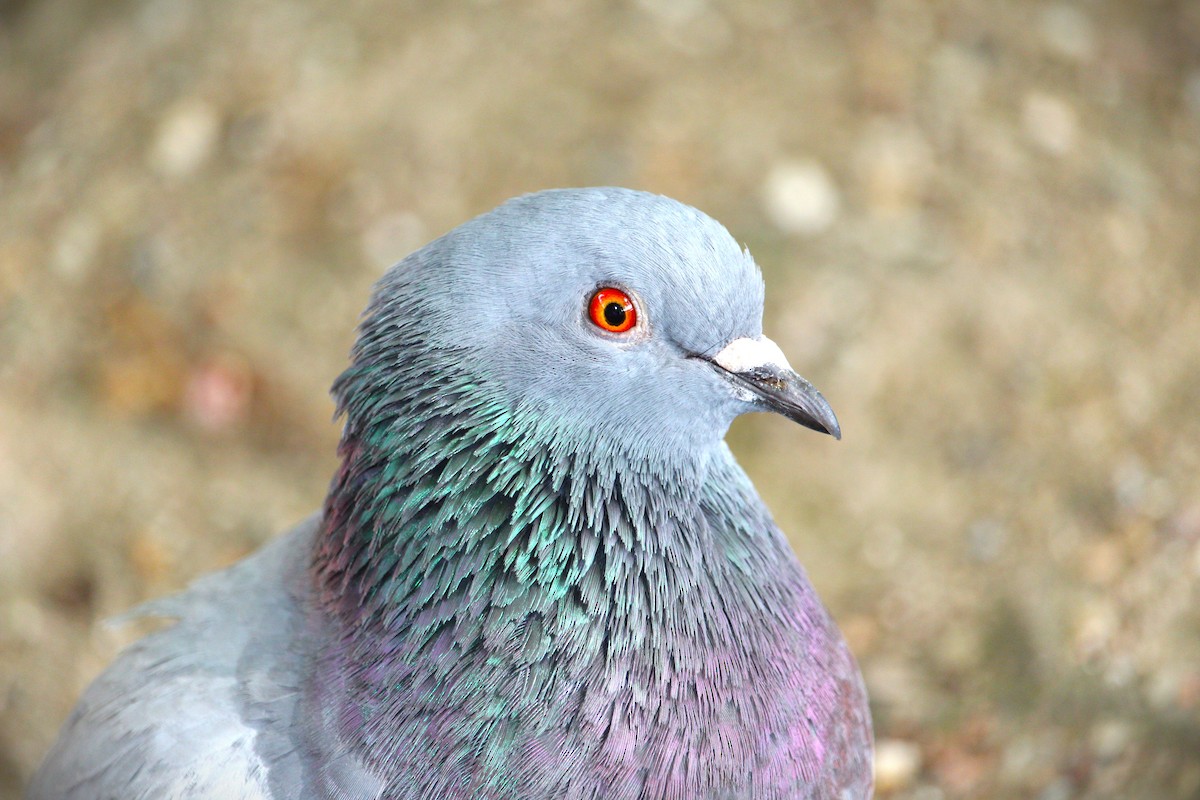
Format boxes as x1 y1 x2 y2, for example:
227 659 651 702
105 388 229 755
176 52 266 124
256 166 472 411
967 518 1007 563
1022 92 1078 156
51 215 102 281
1075 599 1118 659
874 737 922 792
1112 458 1173 517
927 44 988 122
1090 720 1131 761
1001 735 1036 778
1039 4 1097 63
183 354 254 432
149 99 221 177
1039 777 1073 800
761 159 840 236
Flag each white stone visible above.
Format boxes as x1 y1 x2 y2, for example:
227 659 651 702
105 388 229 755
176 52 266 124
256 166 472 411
762 159 840 235
1022 92 1077 156
52 215 101 280
1090 720 1132 760
1040 4 1097 62
874 738 922 792
150 99 220 177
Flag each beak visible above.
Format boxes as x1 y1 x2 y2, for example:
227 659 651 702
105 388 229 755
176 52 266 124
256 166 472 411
700 336 841 440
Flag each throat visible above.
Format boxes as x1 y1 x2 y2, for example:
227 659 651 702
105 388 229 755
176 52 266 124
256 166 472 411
312 387 718 651
305 384 843 795
308 395 739 777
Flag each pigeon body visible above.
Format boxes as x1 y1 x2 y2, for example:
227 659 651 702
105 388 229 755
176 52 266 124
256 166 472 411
30 188 873 799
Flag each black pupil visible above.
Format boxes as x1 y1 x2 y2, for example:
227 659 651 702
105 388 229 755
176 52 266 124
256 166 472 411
603 301 627 328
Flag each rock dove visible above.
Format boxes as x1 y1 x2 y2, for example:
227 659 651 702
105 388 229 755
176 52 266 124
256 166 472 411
29 188 873 799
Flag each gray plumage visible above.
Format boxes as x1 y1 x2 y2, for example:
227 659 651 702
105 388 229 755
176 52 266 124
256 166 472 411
30 188 872 799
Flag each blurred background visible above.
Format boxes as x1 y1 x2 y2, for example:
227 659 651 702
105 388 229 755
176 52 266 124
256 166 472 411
1 0 1199 797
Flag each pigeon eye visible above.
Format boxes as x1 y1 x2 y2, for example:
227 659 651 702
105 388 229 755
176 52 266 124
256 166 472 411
588 288 638 334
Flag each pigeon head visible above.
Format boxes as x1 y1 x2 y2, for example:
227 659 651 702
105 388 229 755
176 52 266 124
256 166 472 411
345 187 838 468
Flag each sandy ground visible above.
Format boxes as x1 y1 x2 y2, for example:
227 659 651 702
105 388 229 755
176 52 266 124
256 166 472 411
2 0 1199 797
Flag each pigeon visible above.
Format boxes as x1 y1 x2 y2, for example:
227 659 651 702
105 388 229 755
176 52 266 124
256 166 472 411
29 188 873 799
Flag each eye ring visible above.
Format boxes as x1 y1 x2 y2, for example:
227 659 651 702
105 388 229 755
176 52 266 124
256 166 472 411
588 287 638 334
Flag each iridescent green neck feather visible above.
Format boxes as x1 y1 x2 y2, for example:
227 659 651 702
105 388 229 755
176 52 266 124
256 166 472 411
315 334 715 636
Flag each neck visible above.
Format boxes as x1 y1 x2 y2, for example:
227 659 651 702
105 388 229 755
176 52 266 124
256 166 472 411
306 348 847 796
313 360 716 632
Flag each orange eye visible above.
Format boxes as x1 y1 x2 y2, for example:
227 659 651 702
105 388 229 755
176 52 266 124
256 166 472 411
588 287 638 333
